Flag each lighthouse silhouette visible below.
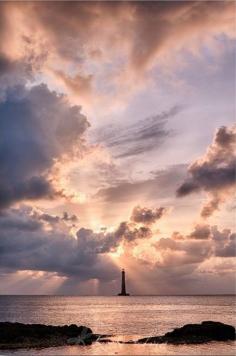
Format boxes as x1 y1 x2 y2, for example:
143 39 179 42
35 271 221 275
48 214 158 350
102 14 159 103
118 269 129 296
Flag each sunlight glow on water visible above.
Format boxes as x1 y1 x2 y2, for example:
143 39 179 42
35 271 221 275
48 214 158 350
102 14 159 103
0 295 235 355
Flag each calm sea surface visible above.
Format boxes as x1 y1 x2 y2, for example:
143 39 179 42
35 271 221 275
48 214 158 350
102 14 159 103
0 295 235 355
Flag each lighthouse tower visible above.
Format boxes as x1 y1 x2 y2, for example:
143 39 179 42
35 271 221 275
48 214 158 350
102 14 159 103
118 269 130 296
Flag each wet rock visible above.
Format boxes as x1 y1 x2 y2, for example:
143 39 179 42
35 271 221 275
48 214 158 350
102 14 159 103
0 322 93 349
1 320 235 349
67 326 94 345
137 321 236 344
96 338 113 343
67 335 92 346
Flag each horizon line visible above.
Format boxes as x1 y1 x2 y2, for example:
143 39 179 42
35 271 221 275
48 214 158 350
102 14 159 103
1 294 235 297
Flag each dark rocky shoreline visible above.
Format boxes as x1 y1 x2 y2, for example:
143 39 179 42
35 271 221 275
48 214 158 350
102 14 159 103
136 321 236 344
0 321 235 349
0 322 109 349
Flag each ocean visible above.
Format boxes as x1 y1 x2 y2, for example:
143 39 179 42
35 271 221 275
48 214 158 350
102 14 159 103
0 295 235 355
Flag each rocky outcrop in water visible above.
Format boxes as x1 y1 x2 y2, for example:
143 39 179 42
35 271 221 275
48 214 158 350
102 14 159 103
0 322 98 349
0 320 235 349
137 321 236 344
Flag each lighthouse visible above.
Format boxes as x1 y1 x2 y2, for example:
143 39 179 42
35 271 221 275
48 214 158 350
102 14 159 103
118 269 130 296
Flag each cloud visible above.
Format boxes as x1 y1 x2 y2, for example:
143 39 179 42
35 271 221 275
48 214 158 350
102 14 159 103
35 212 60 225
189 224 211 240
177 125 236 217
76 227 119 255
0 206 235 294
53 70 94 102
212 226 236 258
0 177 54 210
94 106 180 158
0 207 42 232
76 205 160 254
96 164 187 203
33 211 78 228
62 212 78 223
130 206 167 225
128 223 236 294
201 196 221 219
0 207 119 281
155 236 212 266
151 224 235 275
0 61 90 209
0 2 235 295
0 204 163 278
0 1 234 104
0 54 33 102
115 221 152 243
215 237 236 258
125 1 235 72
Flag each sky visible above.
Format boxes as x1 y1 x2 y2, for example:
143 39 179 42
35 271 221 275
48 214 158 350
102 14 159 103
0 1 235 295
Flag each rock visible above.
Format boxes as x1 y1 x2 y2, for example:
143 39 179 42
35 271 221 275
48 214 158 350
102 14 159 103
67 326 94 345
137 321 236 344
1 320 235 349
164 321 235 343
0 322 93 349
96 338 113 343
136 336 163 344
67 335 93 346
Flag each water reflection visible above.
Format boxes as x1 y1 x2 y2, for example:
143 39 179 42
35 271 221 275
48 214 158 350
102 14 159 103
0 295 235 355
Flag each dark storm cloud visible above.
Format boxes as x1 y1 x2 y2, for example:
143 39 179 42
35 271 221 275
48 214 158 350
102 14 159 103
0 204 160 279
0 54 30 79
0 55 12 74
95 106 180 158
0 208 117 279
177 125 236 217
0 208 42 232
0 54 33 101
0 66 90 209
130 206 167 225
0 205 153 285
177 160 235 196
0 177 54 210
176 180 200 196
0 207 234 291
